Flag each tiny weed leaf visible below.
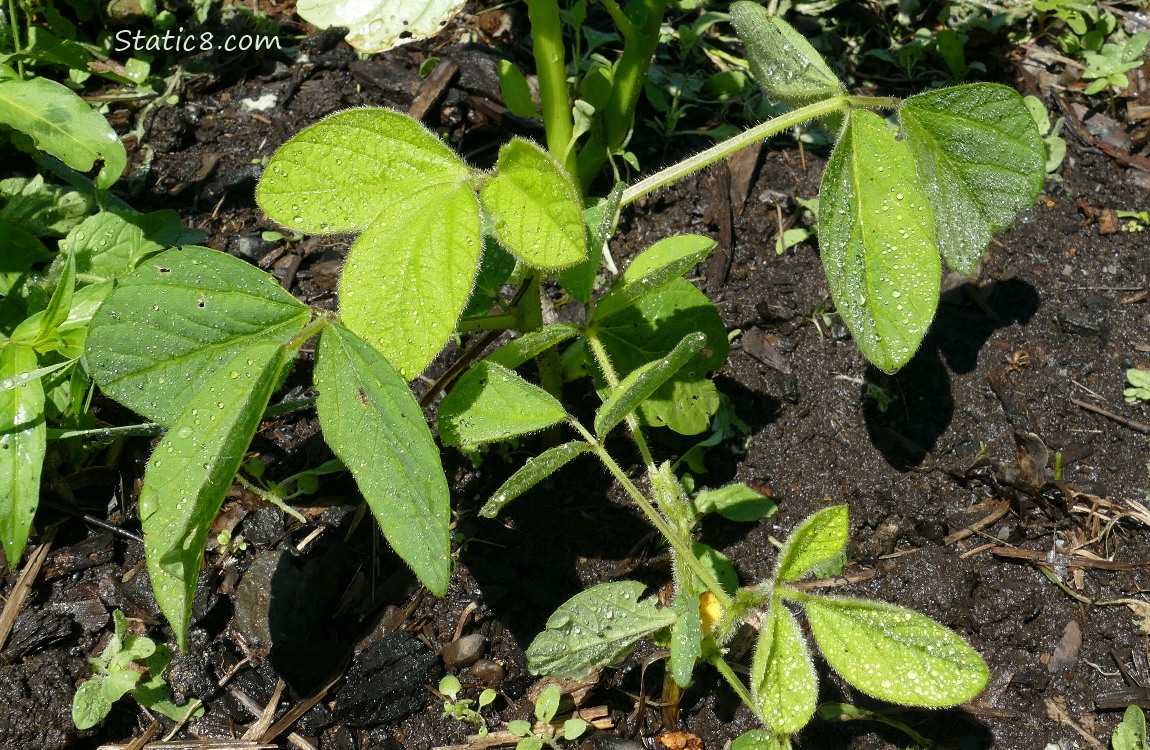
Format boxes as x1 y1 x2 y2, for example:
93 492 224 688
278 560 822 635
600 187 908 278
438 361 567 447
86 246 310 425
804 595 989 707
499 60 539 119
480 440 592 517
315 324 450 595
595 331 707 437
0 343 45 565
257 108 470 234
559 182 625 303
487 324 582 370
0 64 126 188
728 2 843 107
900 84 1044 275
750 603 817 735
670 592 703 688
693 484 778 523
775 504 848 583
564 717 589 740
1113 705 1148 750
526 580 676 679
819 109 941 373
141 341 288 650
691 542 740 594
535 684 561 723
339 181 482 379
508 719 532 737
481 138 587 270
594 279 727 435
593 234 716 322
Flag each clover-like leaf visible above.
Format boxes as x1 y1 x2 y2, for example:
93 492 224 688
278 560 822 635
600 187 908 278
900 83 1044 275
438 361 566 446
315 324 450 595
805 595 989 707
729 2 843 107
819 109 941 373
526 581 676 679
750 603 817 735
775 504 848 583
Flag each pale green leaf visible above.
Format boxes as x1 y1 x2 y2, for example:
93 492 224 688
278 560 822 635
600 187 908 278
775 505 847 583
86 246 310 425
481 138 587 270
535 684 561 723
805 595 989 707
487 324 582 370
669 592 702 688
339 181 481 379
0 344 45 566
257 107 471 234
480 440 591 517
900 83 1045 275
592 234 716 322
818 110 941 373
595 331 706 436
729 2 843 107
141 342 288 650
60 209 181 283
437 361 566 446
0 64 126 189
499 60 538 118
1113 705 1148 750
526 580 676 679
71 679 112 730
750 603 817 735
314 324 450 595
296 0 466 53
693 484 777 523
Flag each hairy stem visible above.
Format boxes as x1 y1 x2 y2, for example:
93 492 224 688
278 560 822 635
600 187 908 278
584 331 655 470
525 0 577 178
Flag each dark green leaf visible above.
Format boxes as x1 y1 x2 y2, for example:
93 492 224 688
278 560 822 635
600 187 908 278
693 483 777 522
499 60 538 118
593 234 716 322
487 324 582 370
729 2 843 107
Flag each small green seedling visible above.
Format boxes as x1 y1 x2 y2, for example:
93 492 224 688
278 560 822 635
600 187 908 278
1117 211 1149 233
1125 369 1150 404
507 685 588 750
1113 705 1148 750
1023 94 1067 174
72 610 198 730
1081 30 1150 96
439 675 497 738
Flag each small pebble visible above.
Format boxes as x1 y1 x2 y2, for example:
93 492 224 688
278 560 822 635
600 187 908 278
442 633 486 670
465 658 505 686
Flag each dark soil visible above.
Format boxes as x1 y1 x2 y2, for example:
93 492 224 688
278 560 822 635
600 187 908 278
3 3 1149 750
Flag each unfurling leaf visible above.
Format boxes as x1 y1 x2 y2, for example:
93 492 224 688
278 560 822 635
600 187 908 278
774 504 848 583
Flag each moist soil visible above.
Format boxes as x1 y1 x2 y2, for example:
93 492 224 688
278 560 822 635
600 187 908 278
2 4 1149 750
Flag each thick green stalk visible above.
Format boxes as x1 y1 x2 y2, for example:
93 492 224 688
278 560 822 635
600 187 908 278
525 0 577 178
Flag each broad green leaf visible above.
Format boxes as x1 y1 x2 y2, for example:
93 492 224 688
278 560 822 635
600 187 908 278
339 181 481 379
0 174 94 237
691 542 739 595
0 344 45 566
314 324 450 595
86 246 310 425
437 361 566 446
480 440 591 517
693 484 777 523
487 324 582 370
1113 706 1148 750
593 279 728 435
257 107 471 234
526 580 676 679
669 592 703 688
750 603 817 735
481 138 587 270
819 109 941 373
595 331 706 437
0 64 126 188
729 2 843 107
141 341 288 650
60 209 182 283
900 84 1045 275
592 234 716 322
34 247 75 348
805 595 989 706
775 505 848 583
559 182 625 303
296 0 467 53
499 60 538 118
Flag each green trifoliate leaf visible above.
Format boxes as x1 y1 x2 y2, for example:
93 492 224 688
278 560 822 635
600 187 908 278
900 83 1045 275
593 279 728 435
693 484 777 523
437 361 566 447
750 603 817 735
728 2 842 107
0 343 45 566
141 341 288 650
593 234 716 322
819 109 941 373
487 324 582 370
480 440 592 518
526 581 676 679
595 331 707 437
315 324 450 595
257 108 471 234
0 64 126 189
463 233 517 317
775 504 848 583
481 138 587 270
669 593 703 688
86 246 310 425
338 181 481 379
804 595 989 707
